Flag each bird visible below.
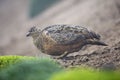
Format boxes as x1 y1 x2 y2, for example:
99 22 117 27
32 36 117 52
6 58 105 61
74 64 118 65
26 24 107 59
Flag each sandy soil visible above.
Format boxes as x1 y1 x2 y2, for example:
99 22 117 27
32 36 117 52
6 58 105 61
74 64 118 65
0 0 120 69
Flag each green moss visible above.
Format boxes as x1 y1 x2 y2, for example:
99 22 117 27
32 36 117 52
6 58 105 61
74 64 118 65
50 67 120 80
1 55 120 80
0 57 62 80
0 55 35 70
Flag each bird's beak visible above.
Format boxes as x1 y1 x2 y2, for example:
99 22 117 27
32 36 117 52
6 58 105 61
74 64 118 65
26 32 30 37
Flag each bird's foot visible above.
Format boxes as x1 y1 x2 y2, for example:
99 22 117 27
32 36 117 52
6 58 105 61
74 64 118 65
52 51 69 59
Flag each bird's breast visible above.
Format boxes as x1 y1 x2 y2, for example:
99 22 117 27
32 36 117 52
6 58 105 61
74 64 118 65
42 40 85 56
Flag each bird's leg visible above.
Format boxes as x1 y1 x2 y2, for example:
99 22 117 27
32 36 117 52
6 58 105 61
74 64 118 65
52 51 69 59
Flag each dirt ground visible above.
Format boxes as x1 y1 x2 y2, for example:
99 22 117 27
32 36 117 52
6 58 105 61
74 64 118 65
57 39 120 69
0 0 120 69
57 22 120 69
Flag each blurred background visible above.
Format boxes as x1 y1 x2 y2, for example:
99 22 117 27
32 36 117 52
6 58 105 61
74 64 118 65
0 0 120 56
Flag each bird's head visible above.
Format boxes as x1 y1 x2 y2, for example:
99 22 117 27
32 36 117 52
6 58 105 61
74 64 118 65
26 26 41 39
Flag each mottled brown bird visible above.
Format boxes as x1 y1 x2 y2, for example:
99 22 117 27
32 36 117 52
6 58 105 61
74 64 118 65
26 25 107 59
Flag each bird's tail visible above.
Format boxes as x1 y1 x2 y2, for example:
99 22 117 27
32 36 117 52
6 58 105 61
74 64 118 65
86 40 108 46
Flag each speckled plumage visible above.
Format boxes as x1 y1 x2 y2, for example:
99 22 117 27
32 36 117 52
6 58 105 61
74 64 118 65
42 25 100 45
27 25 107 58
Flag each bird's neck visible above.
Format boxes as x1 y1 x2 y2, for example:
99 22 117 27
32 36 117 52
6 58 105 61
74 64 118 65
32 32 40 40
33 33 45 53
32 35 39 40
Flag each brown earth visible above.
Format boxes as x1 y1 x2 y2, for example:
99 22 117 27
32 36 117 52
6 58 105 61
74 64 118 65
57 40 120 69
0 0 120 69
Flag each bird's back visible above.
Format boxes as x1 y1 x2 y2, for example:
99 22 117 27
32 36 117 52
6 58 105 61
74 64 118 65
42 24 100 45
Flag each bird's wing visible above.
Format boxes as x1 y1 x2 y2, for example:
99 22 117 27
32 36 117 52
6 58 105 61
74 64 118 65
42 25 100 45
